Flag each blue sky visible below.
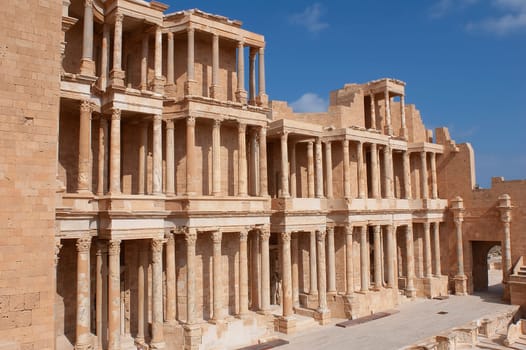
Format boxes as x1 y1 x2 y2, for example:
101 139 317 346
166 0 525 188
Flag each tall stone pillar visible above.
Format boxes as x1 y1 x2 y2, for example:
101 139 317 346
80 0 95 76
152 115 163 195
260 229 271 312
384 89 393 135
430 152 438 199
259 127 268 196
54 239 63 350
210 33 220 99
371 143 379 198
290 142 297 198
249 48 256 105
345 225 354 297
238 123 248 196
373 225 382 289
316 230 331 323
96 241 108 349
108 239 121 350
166 120 175 196
357 142 366 199
281 232 293 318
166 32 175 93
97 116 108 195
98 24 110 90
360 226 369 292
153 26 163 94
384 145 394 198
498 194 512 300
400 95 407 138
78 100 92 193
451 196 467 295
420 151 428 199
342 140 351 198
405 225 416 298
291 233 300 307
75 235 91 350
327 227 336 293
386 225 395 288
280 132 290 198
138 121 148 195
151 239 165 349
109 109 121 194
403 151 412 199
433 222 441 277
325 141 333 199
211 120 221 196
140 34 149 91
185 229 198 324
423 222 432 278
110 12 124 87
315 138 324 198
235 41 247 103
239 230 249 317
307 141 315 198
256 47 268 106
370 92 376 129
136 243 147 345
165 234 176 323
211 230 223 322
251 233 261 310
185 28 198 95
309 230 318 295
186 117 197 195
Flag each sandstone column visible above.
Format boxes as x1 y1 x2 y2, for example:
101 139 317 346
400 95 407 138
405 225 416 298
281 232 293 317
140 34 149 90
186 117 197 195
259 127 268 196
371 143 379 198
386 225 395 288
138 121 148 195
97 116 108 195
384 89 393 135
78 100 92 193
257 47 268 106
360 226 369 292
290 142 297 198
260 229 271 312
210 33 220 99
251 233 261 310
370 92 376 129
151 239 165 348
110 12 124 86
249 48 256 105
315 138 324 198
99 23 110 90
185 28 197 95
165 234 176 323
166 32 175 92
345 225 354 297
280 131 290 198
325 141 333 199
423 222 432 278
166 120 175 196
238 123 248 196
80 0 94 76
357 142 366 198
96 241 108 349
420 151 428 199
384 145 394 198
291 233 299 307
433 222 441 276
212 120 221 196
185 229 197 323
152 114 162 195
309 230 318 295
327 227 336 293
108 239 121 350
498 194 512 300
373 225 382 289
239 229 249 317
136 243 147 345
236 41 247 103
451 196 467 295
212 230 223 322
109 109 121 194
307 141 315 198
75 235 91 350
153 26 163 94
316 230 329 319
430 152 438 199
342 140 351 198
403 151 412 199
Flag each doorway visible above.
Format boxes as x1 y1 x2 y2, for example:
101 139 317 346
472 241 503 295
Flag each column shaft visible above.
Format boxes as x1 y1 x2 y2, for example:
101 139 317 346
405 225 416 294
138 122 147 195
423 223 432 278
280 132 289 197
384 145 394 198
342 140 351 198
291 234 299 307
78 101 91 192
307 142 315 198
136 243 147 343
97 116 108 196
112 13 123 72
239 230 249 316
236 41 247 103
186 28 195 81
185 230 197 324
433 222 441 276
345 225 354 296
259 127 268 196
211 33 219 98
151 239 164 347
386 225 395 288
108 240 121 350
165 235 176 323
403 151 412 199
400 95 407 137
99 23 109 90
455 219 465 275
249 48 256 104
260 229 271 311
371 143 379 198
80 0 94 75
166 32 174 86
257 47 267 106
357 142 366 198
327 227 336 293
75 236 91 349
212 120 221 196
384 89 392 135
290 142 297 198
315 139 324 198
140 35 148 90
281 232 293 317
420 151 428 199
186 117 197 195
212 231 223 321
96 242 107 348
109 109 121 194
153 26 163 93
152 115 162 195
370 92 376 129
360 226 369 292
373 226 382 289
238 123 248 196
166 120 175 196
316 230 328 311
430 152 438 199
325 141 333 199
309 230 318 294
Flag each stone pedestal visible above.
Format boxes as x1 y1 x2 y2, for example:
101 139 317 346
278 316 296 334
184 80 199 96
455 275 468 296
153 77 165 95
236 89 247 104
109 69 125 88
79 58 95 77
256 93 268 107
314 309 331 325
183 324 202 350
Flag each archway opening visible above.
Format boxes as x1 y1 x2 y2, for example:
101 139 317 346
472 241 502 296
487 245 503 295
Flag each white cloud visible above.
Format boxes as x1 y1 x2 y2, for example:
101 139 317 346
290 3 329 34
429 0 478 18
467 0 526 34
290 93 328 113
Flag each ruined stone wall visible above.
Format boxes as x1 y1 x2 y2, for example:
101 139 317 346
0 1 61 348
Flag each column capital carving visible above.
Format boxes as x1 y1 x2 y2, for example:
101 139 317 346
80 100 92 113
54 238 63 266
184 231 197 246
108 239 121 256
167 31 174 40
76 235 92 253
237 40 244 48
239 230 248 242
281 232 291 242
211 230 222 244
423 222 431 230
315 137 322 145
115 12 124 24
316 230 326 241
187 27 195 34
258 47 264 55
84 0 93 7
165 119 174 130
111 108 121 120
165 233 175 245
326 227 334 235
344 224 353 236
260 229 270 241
213 119 221 128
259 126 267 136
238 122 246 133
151 239 164 262
187 116 196 126
153 114 162 122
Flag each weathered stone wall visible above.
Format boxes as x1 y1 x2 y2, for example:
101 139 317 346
0 0 61 348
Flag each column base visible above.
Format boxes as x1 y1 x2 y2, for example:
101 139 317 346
165 83 176 96
183 324 202 350
185 80 199 96
399 127 407 139
79 58 96 77
314 308 331 325
384 125 393 136
109 69 125 88
236 89 248 104
454 274 468 296
74 342 92 350
153 76 165 95
278 316 297 334
405 287 417 299
256 93 268 107
209 84 223 100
